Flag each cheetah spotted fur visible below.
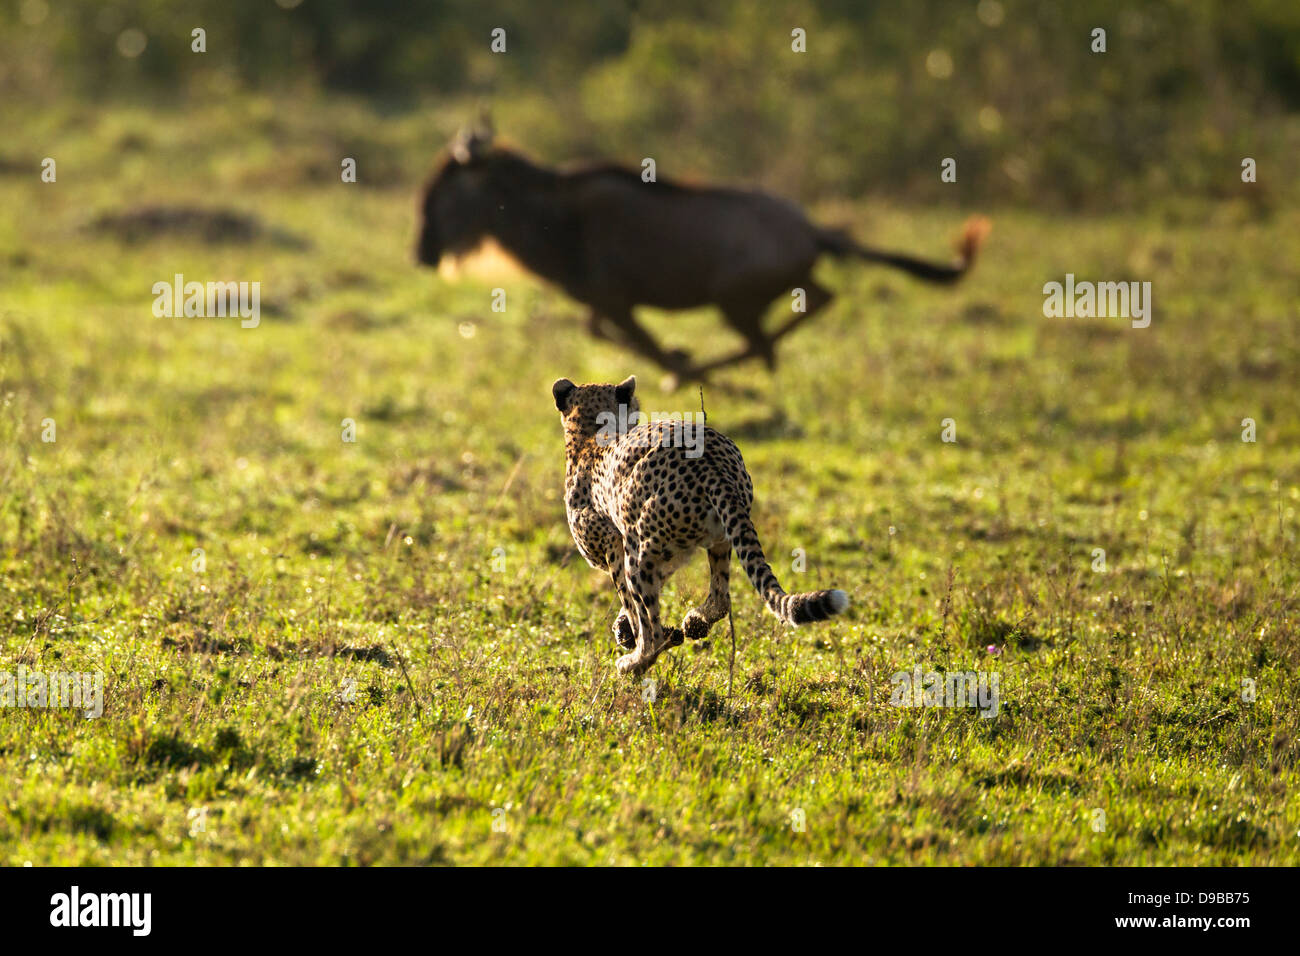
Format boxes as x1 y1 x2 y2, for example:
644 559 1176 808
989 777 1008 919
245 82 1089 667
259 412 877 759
553 375 849 676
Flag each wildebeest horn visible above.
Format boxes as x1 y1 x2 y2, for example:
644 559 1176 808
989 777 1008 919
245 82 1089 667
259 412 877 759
449 127 475 164
450 115 495 164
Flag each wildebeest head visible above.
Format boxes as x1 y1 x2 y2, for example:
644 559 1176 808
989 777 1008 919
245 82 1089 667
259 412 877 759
415 118 498 267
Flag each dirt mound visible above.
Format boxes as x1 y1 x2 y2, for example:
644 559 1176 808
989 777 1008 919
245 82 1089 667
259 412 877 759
87 204 309 248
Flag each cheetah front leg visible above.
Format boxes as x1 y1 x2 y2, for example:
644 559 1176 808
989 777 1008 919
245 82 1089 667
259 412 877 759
683 540 732 641
609 561 637 650
616 545 681 676
587 536 636 650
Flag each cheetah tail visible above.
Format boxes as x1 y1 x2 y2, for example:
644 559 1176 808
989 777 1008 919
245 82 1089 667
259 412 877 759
714 493 850 627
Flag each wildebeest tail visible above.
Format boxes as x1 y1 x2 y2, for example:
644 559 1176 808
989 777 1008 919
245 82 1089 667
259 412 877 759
711 490 850 626
818 216 991 284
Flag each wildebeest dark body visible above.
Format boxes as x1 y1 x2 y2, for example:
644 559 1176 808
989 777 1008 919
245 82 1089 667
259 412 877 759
417 124 988 381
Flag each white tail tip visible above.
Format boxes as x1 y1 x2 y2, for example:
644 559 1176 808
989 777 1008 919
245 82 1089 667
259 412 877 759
828 589 849 614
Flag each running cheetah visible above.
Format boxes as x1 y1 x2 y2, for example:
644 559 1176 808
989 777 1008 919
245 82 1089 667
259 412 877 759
553 375 849 676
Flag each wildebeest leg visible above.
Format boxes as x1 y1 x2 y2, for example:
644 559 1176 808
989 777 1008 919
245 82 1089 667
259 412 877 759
602 308 693 376
766 279 833 346
682 347 758 379
683 281 832 380
679 295 779 379
586 309 619 345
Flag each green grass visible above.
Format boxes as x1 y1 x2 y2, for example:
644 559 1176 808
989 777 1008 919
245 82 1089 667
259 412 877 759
1 95 1298 865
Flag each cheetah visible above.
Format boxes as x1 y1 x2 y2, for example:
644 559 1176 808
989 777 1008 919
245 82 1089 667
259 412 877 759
553 375 850 676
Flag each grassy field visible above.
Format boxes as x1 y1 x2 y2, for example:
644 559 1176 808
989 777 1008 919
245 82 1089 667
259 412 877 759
2 97 1298 865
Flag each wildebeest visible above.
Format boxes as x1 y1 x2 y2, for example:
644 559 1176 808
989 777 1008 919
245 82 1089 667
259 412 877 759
416 120 989 382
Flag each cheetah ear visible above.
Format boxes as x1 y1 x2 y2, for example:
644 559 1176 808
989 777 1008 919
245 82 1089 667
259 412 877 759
614 375 636 407
552 378 576 412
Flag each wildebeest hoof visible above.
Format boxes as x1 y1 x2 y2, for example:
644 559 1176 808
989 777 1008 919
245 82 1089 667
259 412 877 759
663 348 693 370
659 350 704 391
613 612 636 649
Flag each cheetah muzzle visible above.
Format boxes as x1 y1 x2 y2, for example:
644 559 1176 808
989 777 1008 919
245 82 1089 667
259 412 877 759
554 374 850 677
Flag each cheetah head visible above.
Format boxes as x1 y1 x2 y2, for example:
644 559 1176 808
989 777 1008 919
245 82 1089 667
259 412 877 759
552 376 640 439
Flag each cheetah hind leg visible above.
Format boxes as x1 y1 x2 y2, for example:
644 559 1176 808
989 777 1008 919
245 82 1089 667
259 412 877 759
682 542 732 641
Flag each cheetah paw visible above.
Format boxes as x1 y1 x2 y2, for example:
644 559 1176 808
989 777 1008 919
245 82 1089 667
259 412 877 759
682 611 712 642
612 612 636 650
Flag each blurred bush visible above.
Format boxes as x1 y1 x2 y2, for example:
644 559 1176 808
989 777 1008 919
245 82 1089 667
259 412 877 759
3 0 1297 209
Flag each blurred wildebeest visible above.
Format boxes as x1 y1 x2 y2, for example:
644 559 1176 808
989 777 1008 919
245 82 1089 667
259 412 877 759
416 119 989 382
